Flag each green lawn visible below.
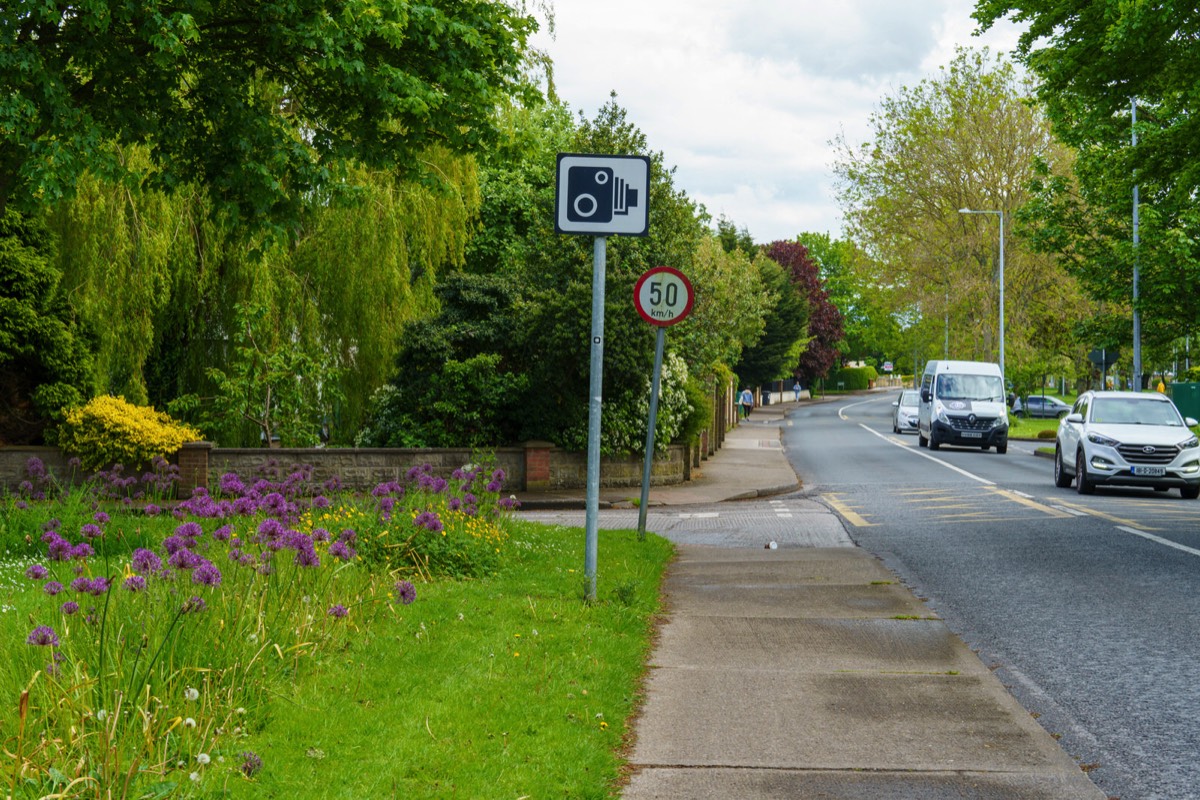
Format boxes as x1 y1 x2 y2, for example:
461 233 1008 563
237 522 673 800
1 487 674 799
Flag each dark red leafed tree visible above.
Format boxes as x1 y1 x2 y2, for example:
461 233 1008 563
765 240 845 383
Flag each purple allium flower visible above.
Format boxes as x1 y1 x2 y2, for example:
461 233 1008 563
311 527 330 543
144 503 162 517
192 562 222 587
219 473 246 496
312 495 330 509
293 547 320 568
93 511 110 524
486 480 502 492
61 600 80 615
413 511 443 533
212 525 233 542
131 548 163 574
15 500 27 510
27 625 59 646
71 542 94 560
181 595 207 614
47 535 73 562
378 496 395 515
18 480 33 495
25 457 47 479
44 581 64 596
239 751 263 778
395 580 417 605
448 496 463 511
169 549 204 570
70 576 92 593
327 604 348 619
339 529 357 545
176 522 203 539
228 548 244 563
257 518 284 540
122 497 133 507
123 575 146 592
88 577 110 595
491 467 506 482
498 496 521 511
328 540 356 561
25 564 49 580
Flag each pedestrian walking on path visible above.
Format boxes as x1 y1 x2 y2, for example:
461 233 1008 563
739 388 753 420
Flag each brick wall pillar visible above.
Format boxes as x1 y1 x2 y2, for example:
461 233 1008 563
178 441 213 499
523 441 555 491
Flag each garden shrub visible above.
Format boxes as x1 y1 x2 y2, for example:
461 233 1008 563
830 365 878 391
55 395 201 470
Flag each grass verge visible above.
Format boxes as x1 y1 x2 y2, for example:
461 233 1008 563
235 519 674 799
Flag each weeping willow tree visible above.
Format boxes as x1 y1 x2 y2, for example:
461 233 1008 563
44 146 480 445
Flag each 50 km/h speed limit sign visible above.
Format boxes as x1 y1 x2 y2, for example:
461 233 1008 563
634 267 694 327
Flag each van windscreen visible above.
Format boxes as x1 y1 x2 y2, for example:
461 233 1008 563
935 374 1004 402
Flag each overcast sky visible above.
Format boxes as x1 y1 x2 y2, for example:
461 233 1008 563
531 0 1028 243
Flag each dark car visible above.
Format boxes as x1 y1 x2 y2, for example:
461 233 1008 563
1021 395 1071 419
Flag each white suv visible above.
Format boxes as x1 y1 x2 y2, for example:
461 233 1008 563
1054 391 1200 499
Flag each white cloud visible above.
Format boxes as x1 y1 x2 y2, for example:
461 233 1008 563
532 0 1027 243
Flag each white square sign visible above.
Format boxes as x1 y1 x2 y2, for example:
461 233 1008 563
554 153 650 236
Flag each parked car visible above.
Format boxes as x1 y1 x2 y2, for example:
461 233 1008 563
891 389 920 434
1054 391 1200 498
1021 395 1071 419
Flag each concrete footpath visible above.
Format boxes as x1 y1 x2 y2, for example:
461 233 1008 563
516 395 1105 799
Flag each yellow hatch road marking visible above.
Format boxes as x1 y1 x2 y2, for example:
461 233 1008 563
822 493 876 527
1053 499 1158 531
985 487 1074 518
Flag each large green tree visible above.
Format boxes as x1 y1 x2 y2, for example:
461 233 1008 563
832 47 1088 378
975 1 1200 375
0 210 93 444
1 0 536 227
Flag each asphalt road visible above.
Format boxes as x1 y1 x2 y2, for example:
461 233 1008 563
786 393 1200 800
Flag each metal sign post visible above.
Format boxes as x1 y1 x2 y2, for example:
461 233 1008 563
632 267 694 539
555 153 650 602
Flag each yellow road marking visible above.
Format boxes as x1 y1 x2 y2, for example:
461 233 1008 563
1053 499 1158 531
822 493 876 527
985 487 1074 518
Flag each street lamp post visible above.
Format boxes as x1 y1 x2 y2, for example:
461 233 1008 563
959 208 1005 381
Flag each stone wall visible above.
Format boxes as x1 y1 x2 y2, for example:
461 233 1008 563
1 442 689 496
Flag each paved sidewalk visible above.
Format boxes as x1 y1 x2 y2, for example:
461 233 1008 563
516 393 1105 799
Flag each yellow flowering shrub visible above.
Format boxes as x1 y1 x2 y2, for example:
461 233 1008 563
56 395 202 470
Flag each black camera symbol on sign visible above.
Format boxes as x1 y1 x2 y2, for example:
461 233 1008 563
566 166 639 224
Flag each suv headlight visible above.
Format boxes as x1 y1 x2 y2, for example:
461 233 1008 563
1087 432 1121 448
1182 435 1199 449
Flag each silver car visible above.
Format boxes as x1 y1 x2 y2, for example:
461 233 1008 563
1054 391 1200 498
891 389 920 434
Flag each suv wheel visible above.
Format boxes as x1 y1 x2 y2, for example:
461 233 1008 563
1182 484 1200 500
1075 448 1095 495
1054 445 1073 488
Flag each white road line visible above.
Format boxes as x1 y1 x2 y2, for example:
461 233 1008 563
1116 526 1200 558
1051 505 1090 517
857 423 995 485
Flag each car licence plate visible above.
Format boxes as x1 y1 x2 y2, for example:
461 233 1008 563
961 431 982 439
1133 466 1166 477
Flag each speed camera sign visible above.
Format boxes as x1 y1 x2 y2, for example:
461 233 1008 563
634 267 693 327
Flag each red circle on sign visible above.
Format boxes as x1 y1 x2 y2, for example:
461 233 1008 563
634 267 694 327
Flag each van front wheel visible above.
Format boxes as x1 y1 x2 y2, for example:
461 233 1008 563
929 431 940 451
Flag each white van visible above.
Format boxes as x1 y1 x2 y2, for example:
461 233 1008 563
917 360 1009 454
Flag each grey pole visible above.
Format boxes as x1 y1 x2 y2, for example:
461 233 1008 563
1132 98 1142 389
998 210 1005 383
584 235 606 602
637 326 666 539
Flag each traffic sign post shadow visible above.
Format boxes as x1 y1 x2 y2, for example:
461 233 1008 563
555 153 650 601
